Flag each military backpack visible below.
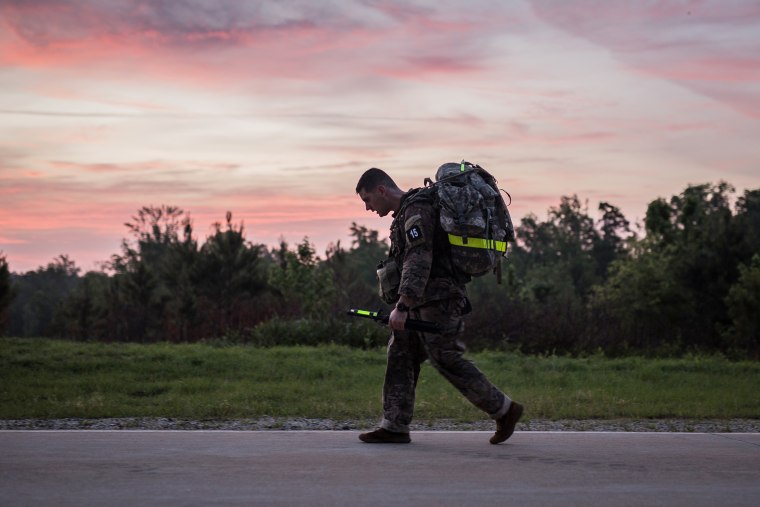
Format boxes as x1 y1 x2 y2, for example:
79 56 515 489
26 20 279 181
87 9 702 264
425 161 515 282
376 161 515 303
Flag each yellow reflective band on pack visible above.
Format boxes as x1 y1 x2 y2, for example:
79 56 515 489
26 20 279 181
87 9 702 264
356 310 378 318
460 162 466 172
447 234 507 252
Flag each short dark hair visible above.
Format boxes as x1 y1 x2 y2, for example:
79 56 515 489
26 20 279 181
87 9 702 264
356 167 398 194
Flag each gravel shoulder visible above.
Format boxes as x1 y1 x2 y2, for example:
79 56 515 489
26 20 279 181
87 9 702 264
2 417 759 432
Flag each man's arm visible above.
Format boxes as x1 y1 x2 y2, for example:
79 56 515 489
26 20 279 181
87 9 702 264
389 201 435 330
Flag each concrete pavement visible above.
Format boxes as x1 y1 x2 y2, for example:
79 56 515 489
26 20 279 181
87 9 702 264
1 430 759 506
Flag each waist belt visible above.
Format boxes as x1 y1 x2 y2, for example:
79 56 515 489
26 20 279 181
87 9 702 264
447 234 507 252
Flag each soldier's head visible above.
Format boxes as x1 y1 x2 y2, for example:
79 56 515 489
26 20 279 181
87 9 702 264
356 168 403 217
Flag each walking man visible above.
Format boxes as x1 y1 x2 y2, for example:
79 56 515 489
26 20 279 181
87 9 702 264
355 166 523 444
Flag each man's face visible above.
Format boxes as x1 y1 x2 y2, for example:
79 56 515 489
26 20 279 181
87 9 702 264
358 186 391 217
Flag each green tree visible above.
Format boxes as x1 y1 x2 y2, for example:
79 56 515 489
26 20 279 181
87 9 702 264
651 183 736 348
593 182 752 354
269 237 336 318
197 212 268 336
161 213 201 341
593 202 631 278
0 253 16 335
732 189 760 265
57 271 110 340
108 205 191 341
723 254 760 356
324 222 389 312
591 248 690 353
7 255 81 337
506 195 625 352
517 195 601 297
111 205 190 272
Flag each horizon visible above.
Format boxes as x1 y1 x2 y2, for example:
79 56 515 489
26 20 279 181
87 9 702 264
2 1 759 273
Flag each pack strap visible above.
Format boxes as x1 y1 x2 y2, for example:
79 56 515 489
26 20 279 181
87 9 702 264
447 234 507 252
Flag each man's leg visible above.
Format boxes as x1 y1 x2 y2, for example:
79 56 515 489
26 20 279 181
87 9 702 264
360 329 426 443
417 299 523 442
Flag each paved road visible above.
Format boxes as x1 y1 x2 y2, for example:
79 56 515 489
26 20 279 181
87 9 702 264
1 431 759 506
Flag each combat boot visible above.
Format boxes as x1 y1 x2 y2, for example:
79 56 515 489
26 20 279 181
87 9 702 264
490 401 524 444
359 428 411 444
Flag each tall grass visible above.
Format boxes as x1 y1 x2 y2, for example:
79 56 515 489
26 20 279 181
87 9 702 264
1 338 758 421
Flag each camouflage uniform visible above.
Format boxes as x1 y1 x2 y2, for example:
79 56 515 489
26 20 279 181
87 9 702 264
380 190 512 433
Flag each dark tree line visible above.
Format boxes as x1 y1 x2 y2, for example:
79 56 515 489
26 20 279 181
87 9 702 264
1 181 759 357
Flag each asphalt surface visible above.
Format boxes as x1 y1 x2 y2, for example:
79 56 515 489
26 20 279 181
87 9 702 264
1 430 759 506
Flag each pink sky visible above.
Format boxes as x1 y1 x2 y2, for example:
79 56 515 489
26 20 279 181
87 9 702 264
1 0 759 273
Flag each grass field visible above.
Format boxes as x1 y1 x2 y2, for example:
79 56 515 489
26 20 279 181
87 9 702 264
1 338 759 421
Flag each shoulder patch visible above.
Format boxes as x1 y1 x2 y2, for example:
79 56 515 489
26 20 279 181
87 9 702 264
407 225 423 242
404 214 425 247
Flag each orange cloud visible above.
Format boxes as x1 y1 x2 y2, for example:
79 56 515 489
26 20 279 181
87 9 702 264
0 1 523 90
529 0 760 119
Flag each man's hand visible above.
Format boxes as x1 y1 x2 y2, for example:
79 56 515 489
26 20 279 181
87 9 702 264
388 306 408 331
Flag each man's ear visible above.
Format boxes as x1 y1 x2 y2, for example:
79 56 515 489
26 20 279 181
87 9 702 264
376 184 387 196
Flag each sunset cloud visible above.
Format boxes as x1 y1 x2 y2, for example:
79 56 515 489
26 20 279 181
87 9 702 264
529 0 760 118
1 0 758 272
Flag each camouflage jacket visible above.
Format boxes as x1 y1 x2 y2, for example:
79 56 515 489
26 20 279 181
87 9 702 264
390 189 468 307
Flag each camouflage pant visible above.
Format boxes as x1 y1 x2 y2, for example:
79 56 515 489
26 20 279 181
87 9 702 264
380 298 511 433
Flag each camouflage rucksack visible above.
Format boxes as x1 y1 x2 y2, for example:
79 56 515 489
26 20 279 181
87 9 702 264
426 161 515 281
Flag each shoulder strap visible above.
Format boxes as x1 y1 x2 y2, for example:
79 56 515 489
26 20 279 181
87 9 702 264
399 186 437 215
